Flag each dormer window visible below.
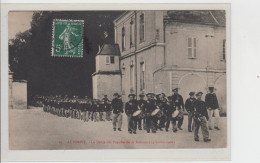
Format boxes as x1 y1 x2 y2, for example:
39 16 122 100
105 56 115 65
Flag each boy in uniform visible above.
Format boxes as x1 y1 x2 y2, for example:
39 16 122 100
145 93 157 133
185 92 196 132
193 92 211 142
205 87 220 130
125 94 139 134
171 88 184 130
111 93 124 131
137 94 147 130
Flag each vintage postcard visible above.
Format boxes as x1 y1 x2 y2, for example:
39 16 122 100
3 3 230 161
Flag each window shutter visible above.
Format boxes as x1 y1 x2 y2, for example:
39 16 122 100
105 56 110 64
140 13 145 42
122 26 125 51
193 38 197 58
188 37 192 58
223 39 226 60
188 37 192 47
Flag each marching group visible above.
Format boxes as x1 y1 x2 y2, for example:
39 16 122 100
43 95 113 122
42 87 221 142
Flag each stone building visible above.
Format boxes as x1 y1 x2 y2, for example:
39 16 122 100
92 44 121 100
94 10 226 113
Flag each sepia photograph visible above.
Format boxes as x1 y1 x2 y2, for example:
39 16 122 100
8 9 227 150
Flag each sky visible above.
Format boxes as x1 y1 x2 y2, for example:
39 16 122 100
8 11 33 40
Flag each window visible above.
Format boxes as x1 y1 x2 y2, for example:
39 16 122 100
105 56 110 64
122 64 126 94
222 39 226 61
130 18 134 47
188 37 197 58
139 13 145 43
130 61 134 91
122 26 126 51
156 29 160 40
105 56 115 64
140 62 145 91
110 56 115 64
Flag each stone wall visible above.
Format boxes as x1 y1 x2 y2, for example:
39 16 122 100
92 74 121 100
9 81 27 109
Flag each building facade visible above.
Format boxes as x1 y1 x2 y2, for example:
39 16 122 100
113 10 226 113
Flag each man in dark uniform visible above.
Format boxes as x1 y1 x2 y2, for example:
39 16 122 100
158 93 168 131
137 94 147 130
76 96 81 119
59 96 66 117
155 94 164 131
86 97 92 122
185 92 196 132
102 95 112 121
57 95 63 117
205 87 220 130
145 93 157 133
193 92 211 142
111 93 124 131
89 99 94 121
81 96 89 122
165 96 177 132
54 95 60 115
171 88 184 130
92 99 100 122
71 96 77 119
125 94 139 134
81 96 88 122
63 95 70 118
43 96 47 112
79 98 86 121
99 99 105 121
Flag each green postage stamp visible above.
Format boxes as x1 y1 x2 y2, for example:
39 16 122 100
52 19 84 57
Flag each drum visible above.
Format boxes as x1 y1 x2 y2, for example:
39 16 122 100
151 108 161 116
156 111 163 118
177 109 184 119
133 110 142 117
172 109 179 118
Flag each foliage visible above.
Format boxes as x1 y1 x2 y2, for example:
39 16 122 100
9 11 123 100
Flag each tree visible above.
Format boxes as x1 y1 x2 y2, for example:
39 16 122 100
9 30 32 80
9 11 123 102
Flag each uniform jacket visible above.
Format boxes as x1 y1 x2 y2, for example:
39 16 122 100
146 99 156 114
185 97 196 113
193 99 209 120
102 98 111 111
171 94 184 109
155 99 163 109
125 99 138 116
111 98 124 114
138 99 147 112
91 103 100 112
205 93 219 109
164 100 176 116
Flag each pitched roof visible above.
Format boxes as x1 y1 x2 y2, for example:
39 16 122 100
165 10 226 27
97 44 120 56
